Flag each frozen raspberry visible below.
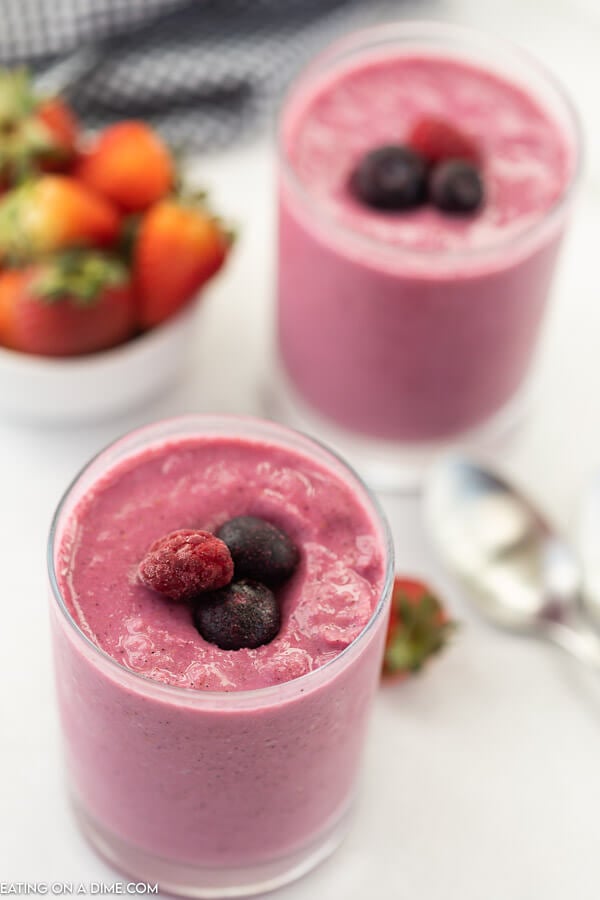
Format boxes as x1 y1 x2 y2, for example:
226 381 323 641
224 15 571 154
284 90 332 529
408 117 480 164
349 145 428 211
217 516 299 584
430 160 484 215
138 529 234 602
193 580 280 650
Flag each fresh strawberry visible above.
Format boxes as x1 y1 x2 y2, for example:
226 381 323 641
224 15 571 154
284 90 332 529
408 116 480 165
76 121 174 213
134 198 230 328
0 175 120 264
0 250 136 356
37 97 78 162
0 68 78 181
382 576 454 681
0 268 24 345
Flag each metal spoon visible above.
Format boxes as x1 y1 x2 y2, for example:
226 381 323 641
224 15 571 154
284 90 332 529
424 455 600 670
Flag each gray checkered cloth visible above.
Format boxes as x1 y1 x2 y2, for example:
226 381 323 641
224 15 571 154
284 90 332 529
0 0 393 149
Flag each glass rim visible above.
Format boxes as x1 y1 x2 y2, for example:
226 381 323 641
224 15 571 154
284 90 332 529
47 413 395 709
277 19 583 268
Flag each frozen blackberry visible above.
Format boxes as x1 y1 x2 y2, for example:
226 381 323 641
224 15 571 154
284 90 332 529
193 580 281 650
350 145 428 211
217 516 299 584
429 159 484 214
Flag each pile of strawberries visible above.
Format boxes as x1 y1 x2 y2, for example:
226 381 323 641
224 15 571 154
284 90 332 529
0 69 232 357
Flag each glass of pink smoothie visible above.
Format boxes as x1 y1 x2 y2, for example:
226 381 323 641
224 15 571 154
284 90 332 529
48 415 393 897
274 21 581 489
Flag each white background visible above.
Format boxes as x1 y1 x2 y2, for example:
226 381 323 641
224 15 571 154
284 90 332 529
4 0 600 897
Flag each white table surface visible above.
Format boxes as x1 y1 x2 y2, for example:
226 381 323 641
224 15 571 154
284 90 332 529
4 0 600 896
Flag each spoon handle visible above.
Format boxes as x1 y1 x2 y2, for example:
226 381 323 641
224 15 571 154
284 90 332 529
545 621 600 670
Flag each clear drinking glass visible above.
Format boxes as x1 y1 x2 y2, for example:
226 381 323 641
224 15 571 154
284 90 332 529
48 415 394 898
273 21 581 491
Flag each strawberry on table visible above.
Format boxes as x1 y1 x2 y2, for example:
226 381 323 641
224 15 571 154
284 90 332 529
408 116 480 165
0 250 136 356
0 175 120 264
134 198 231 328
0 68 78 181
382 576 454 681
76 121 174 213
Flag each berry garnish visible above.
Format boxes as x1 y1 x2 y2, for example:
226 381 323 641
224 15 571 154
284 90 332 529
193 580 280 650
217 516 299 584
350 145 428 211
408 116 480 165
383 577 455 681
429 160 484 215
138 529 234 602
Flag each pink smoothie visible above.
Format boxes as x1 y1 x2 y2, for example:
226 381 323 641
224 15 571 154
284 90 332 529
50 420 391 876
278 31 578 441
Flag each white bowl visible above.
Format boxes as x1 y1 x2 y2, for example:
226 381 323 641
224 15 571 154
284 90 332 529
0 305 195 424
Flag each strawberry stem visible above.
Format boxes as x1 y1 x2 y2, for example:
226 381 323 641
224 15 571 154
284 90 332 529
384 584 455 677
33 250 128 305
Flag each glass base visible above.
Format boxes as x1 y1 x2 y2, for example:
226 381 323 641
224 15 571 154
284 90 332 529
72 793 354 898
265 371 530 494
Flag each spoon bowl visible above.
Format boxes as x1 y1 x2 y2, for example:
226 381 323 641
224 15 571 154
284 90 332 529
424 456 581 633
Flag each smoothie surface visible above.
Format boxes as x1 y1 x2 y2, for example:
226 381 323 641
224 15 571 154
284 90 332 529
284 53 573 252
57 437 385 691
